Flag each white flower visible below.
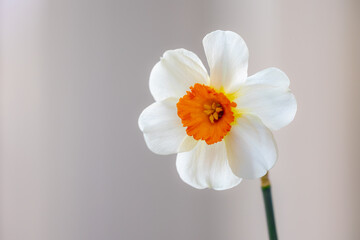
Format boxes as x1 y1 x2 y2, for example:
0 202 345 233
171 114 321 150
139 30 297 190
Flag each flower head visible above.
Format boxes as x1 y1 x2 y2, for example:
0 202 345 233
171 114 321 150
139 30 297 190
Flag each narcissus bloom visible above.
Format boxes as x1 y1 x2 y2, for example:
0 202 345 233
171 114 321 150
139 30 297 190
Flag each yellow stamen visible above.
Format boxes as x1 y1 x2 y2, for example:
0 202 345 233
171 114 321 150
209 114 214 123
203 109 214 115
213 112 219 120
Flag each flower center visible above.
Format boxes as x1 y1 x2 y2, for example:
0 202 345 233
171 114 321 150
203 102 223 123
177 83 237 145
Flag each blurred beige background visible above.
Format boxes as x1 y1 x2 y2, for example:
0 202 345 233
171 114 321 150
1 0 360 239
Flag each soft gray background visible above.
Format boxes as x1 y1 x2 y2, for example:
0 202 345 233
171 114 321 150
1 0 360 239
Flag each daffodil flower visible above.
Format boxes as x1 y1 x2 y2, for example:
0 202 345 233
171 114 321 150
139 30 297 190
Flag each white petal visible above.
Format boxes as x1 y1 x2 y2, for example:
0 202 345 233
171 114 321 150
203 30 249 93
176 141 242 190
236 68 297 130
246 67 290 87
138 98 197 155
149 49 209 101
225 115 278 179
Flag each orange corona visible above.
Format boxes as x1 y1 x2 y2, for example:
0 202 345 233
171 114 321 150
177 83 237 145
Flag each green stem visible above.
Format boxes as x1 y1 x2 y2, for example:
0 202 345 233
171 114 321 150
261 173 278 240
